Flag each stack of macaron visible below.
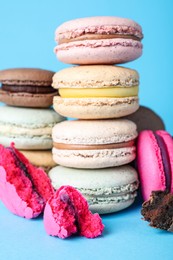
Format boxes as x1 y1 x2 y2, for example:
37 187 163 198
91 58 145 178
0 68 65 172
48 16 144 214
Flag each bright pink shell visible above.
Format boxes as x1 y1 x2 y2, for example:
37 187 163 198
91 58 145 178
0 144 54 219
43 185 104 239
137 130 173 201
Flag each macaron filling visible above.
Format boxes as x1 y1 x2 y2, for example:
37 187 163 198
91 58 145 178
59 86 138 98
59 33 141 44
154 133 172 191
53 140 135 150
1 84 57 94
57 25 143 44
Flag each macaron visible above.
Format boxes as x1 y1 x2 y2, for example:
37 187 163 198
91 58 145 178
54 16 143 64
52 65 139 119
137 130 173 201
0 143 54 219
0 106 65 150
48 165 139 214
52 119 137 169
20 150 56 172
0 68 58 107
125 106 165 132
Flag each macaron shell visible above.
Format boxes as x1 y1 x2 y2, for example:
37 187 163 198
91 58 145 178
156 130 173 193
48 165 138 189
55 39 142 65
125 106 165 132
137 130 165 201
53 96 139 119
56 16 143 41
52 146 136 168
52 119 137 144
0 136 53 150
0 90 57 108
89 199 135 214
52 65 139 89
0 106 64 126
0 68 54 85
0 166 35 218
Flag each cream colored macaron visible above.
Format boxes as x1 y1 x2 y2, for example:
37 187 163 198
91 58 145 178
52 65 139 119
52 119 137 169
20 150 56 172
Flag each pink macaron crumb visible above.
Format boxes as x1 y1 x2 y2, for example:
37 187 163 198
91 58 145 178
44 186 104 239
0 143 54 218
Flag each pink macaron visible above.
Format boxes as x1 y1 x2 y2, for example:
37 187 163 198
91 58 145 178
137 130 173 201
54 16 143 65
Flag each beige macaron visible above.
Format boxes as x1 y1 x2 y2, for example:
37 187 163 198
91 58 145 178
20 150 56 172
52 65 139 119
52 119 137 169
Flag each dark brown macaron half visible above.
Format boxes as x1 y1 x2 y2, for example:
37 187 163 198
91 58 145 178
125 105 165 132
0 68 58 108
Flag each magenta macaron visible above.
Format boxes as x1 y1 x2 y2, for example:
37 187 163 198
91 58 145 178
137 130 173 201
54 16 143 65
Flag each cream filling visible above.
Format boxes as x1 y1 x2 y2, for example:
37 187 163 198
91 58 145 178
59 86 138 98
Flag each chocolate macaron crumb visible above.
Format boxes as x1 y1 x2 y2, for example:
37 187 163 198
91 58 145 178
141 190 173 231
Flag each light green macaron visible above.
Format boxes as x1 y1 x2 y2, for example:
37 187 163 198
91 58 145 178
0 105 65 150
48 165 139 214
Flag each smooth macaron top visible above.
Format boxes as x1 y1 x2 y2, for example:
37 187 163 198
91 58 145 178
49 165 138 191
0 68 54 86
52 119 137 145
0 106 64 128
55 16 143 43
52 65 139 89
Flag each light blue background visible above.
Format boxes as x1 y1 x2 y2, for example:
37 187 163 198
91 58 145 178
1 0 173 133
0 1 173 259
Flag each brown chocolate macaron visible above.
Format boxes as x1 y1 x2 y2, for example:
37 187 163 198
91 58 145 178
125 105 165 132
0 68 58 108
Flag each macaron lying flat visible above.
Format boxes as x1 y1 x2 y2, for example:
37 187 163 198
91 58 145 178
52 65 139 119
0 68 58 107
52 119 137 169
54 16 143 64
137 130 173 201
0 106 65 150
125 106 165 132
20 150 56 172
48 165 139 214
